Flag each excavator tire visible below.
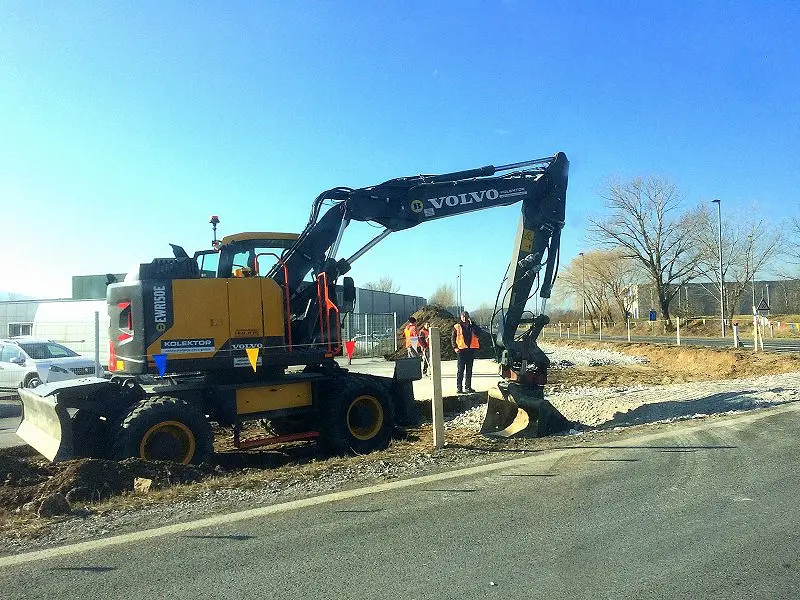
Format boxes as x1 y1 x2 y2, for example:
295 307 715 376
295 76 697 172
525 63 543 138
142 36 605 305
318 374 395 455
71 409 111 459
111 395 214 465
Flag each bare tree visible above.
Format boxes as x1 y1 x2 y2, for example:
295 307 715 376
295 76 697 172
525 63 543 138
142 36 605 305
589 176 701 326
429 282 456 306
555 249 642 327
693 205 784 319
468 301 494 328
364 276 400 293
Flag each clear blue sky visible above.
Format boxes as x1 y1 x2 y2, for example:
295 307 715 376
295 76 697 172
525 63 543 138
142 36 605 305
2 1 798 307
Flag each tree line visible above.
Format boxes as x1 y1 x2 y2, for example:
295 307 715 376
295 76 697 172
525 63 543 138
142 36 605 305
558 175 790 327
365 174 797 326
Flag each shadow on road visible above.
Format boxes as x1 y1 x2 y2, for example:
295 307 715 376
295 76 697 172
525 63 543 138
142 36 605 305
603 390 781 429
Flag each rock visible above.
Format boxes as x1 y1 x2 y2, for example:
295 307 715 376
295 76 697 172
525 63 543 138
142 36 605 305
38 492 72 518
134 477 153 494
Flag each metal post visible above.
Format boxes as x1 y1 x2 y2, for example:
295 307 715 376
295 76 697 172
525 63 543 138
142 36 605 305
712 199 725 337
393 312 398 352
627 316 631 342
676 317 681 346
430 328 444 449
733 322 740 348
458 264 463 314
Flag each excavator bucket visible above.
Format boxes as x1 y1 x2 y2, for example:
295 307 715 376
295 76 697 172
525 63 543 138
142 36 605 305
16 378 112 462
480 382 571 438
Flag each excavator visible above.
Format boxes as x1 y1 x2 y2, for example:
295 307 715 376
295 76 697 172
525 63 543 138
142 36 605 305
16 151 570 464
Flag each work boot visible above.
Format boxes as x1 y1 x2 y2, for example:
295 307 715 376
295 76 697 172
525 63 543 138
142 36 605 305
465 387 476 393
457 387 464 394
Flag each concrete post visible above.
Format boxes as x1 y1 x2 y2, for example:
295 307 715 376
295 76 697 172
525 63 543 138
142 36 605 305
430 328 445 450
733 323 740 348
94 311 102 375
753 314 758 353
676 317 681 346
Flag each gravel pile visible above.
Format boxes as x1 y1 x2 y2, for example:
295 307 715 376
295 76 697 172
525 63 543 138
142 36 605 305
540 343 649 366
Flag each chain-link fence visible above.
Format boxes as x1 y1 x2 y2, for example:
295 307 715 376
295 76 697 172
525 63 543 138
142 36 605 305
340 312 398 357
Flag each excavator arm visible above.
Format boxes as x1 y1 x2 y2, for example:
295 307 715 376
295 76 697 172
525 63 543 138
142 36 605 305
272 152 568 380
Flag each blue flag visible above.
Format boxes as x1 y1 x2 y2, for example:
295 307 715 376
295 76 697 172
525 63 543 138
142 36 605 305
153 354 167 377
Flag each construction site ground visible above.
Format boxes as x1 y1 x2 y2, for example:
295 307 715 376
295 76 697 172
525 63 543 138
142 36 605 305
2 339 800 556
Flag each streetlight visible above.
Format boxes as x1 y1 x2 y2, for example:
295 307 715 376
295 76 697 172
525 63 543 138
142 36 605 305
711 199 725 337
579 252 586 335
458 264 463 313
748 234 756 311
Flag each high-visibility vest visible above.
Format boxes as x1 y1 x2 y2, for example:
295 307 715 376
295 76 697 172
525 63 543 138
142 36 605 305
418 328 429 349
404 324 418 348
454 323 480 349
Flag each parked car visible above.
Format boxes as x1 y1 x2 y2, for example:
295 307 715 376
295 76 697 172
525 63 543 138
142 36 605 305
0 338 100 390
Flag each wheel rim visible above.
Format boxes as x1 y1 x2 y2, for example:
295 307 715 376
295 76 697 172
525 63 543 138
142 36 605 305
139 420 196 463
26 377 42 388
346 395 384 440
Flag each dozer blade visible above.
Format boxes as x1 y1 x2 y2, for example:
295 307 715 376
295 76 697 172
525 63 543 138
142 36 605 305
16 377 114 462
17 385 76 462
480 382 571 438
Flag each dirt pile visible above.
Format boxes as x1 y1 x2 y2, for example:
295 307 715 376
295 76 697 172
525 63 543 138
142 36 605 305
0 450 213 516
388 304 496 361
546 340 800 385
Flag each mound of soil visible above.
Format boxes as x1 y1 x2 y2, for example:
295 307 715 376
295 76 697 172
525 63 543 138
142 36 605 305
388 304 496 361
0 454 214 515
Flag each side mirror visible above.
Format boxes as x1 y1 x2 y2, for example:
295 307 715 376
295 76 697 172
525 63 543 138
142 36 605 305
10 357 25 365
342 277 356 313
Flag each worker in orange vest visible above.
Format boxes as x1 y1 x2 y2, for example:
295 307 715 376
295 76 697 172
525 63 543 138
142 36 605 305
418 322 430 375
452 310 480 393
404 316 420 358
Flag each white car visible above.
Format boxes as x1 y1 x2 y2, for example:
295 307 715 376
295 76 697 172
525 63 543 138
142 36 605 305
0 338 100 390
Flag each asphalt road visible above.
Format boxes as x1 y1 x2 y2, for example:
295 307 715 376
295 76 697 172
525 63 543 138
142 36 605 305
0 396 21 449
2 404 798 599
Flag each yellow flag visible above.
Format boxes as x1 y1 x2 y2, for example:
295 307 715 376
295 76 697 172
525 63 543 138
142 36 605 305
246 347 259 372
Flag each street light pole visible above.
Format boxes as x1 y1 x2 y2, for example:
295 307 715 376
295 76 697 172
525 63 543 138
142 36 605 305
712 199 725 337
579 252 586 335
458 264 463 313
748 234 756 311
